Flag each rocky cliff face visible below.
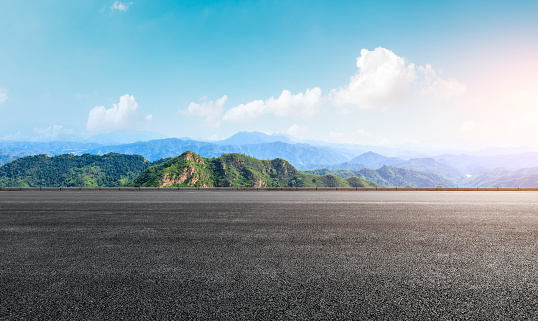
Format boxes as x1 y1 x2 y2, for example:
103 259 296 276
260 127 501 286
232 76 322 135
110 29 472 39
130 151 379 188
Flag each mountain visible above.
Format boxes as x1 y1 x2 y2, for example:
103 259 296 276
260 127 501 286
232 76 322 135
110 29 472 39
131 151 380 188
2 131 538 182
0 149 39 166
0 141 102 155
87 139 348 168
0 141 104 166
304 151 466 184
434 152 538 174
216 131 294 145
465 167 538 187
349 151 405 168
85 130 167 145
0 153 151 187
396 157 467 183
303 165 456 187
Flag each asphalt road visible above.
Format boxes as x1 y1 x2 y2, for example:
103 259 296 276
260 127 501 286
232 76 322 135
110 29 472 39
2 191 538 320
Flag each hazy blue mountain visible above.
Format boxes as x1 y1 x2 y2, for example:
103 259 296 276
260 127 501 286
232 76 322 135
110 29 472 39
349 151 405 168
0 142 103 166
0 150 39 166
88 139 221 161
231 142 347 167
87 139 348 167
0 141 102 154
468 146 538 157
304 151 466 184
465 167 538 187
298 151 406 171
304 165 456 187
216 131 295 145
85 130 167 145
434 152 538 174
396 157 467 183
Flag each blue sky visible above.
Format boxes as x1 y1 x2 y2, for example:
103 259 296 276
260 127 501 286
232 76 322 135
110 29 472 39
1 0 538 149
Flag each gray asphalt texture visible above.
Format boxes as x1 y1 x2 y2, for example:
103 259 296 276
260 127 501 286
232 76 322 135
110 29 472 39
2 191 538 320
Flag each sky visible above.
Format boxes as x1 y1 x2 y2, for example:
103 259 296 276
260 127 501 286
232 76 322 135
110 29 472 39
1 0 538 150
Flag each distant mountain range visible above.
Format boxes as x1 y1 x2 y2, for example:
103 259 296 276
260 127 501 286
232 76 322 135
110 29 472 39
86 138 348 167
304 166 456 188
2 130 538 187
464 167 538 188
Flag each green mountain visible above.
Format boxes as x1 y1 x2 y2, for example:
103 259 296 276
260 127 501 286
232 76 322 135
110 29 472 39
303 165 456 187
0 153 151 187
130 151 381 188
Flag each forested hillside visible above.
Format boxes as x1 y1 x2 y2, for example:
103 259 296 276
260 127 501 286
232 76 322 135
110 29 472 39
0 153 151 187
0 151 380 188
131 151 380 188
303 166 456 187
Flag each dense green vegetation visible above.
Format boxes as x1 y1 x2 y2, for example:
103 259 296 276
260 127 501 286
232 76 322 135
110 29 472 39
303 165 456 187
131 151 380 188
0 151 380 188
0 153 151 187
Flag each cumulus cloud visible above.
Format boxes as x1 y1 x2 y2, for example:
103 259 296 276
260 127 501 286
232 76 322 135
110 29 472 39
183 95 228 127
330 48 467 109
0 88 7 104
222 99 265 123
357 128 372 139
287 124 309 139
111 1 132 11
87 94 148 131
33 125 74 140
419 64 466 99
223 87 322 122
189 47 466 132
331 47 416 108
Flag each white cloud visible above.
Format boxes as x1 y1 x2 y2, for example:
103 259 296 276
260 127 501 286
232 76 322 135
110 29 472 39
357 128 372 139
87 94 145 131
378 138 391 145
266 88 322 117
222 99 265 123
146 114 153 121
329 131 354 144
1 131 23 141
460 121 475 133
111 1 132 11
223 87 322 122
0 88 8 104
330 48 467 109
33 125 74 140
331 47 416 108
183 95 228 127
287 124 308 139
419 64 466 99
